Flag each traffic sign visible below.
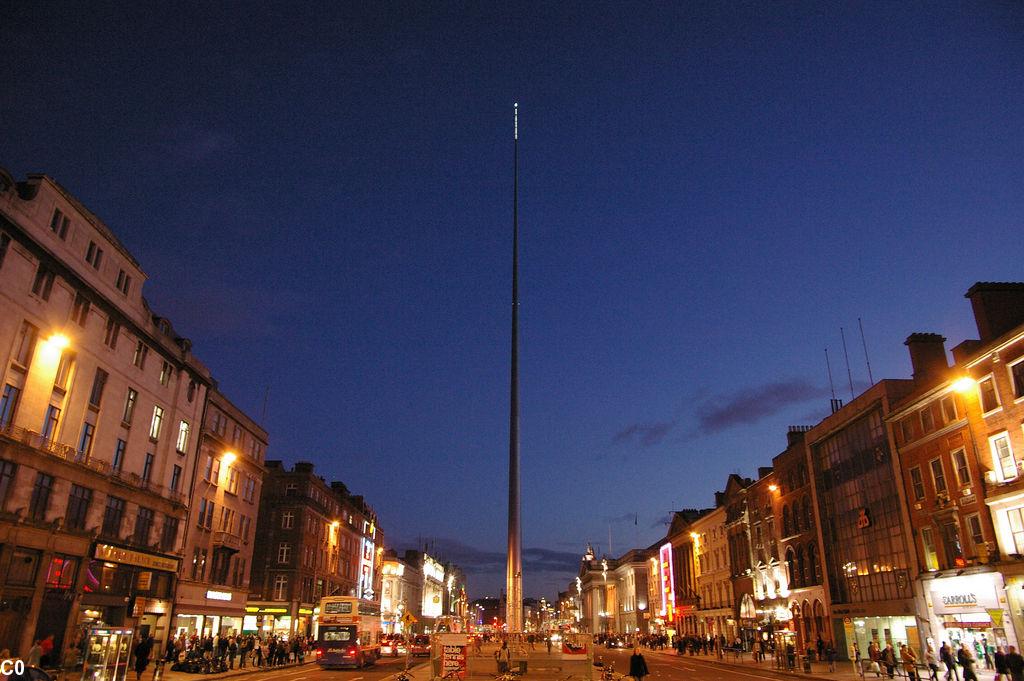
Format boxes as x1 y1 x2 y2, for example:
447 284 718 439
401 612 418 627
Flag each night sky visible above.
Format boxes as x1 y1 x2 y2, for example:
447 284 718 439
3 3 1023 601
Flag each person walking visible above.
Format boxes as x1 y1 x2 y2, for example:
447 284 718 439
901 644 919 681
995 646 1009 681
882 644 897 679
1005 646 1024 681
942 642 961 681
629 647 650 681
133 635 153 681
926 644 940 681
27 641 43 668
959 644 978 681
495 640 511 674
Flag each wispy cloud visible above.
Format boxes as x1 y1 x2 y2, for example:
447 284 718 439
612 421 675 447
650 514 672 529
695 379 829 434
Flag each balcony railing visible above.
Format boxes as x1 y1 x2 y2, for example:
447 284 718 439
1 424 184 505
212 531 242 551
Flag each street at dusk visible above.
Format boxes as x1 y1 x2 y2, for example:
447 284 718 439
2 3 1024 681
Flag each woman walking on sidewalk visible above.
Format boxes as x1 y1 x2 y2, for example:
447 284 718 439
630 647 649 681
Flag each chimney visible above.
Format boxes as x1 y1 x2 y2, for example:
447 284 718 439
965 282 1024 343
904 333 948 383
786 425 812 447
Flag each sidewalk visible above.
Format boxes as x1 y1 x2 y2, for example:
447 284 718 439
647 643 872 679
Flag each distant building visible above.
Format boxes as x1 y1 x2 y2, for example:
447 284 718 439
249 461 383 638
172 389 267 639
0 170 212 659
691 505 731 641
381 549 422 634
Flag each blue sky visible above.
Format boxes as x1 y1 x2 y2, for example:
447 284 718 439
2 2 1023 599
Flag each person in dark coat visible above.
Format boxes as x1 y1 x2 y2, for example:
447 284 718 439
629 647 649 681
133 636 154 681
995 646 1008 681
958 644 978 681
1005 646 1024 681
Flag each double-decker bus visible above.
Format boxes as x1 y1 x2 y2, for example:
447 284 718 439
316 596 382 668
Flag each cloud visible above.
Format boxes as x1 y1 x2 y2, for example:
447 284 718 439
603 513 638 524
612 421 675 447
695 379 829 434
390 537 578 576
650 514 672 529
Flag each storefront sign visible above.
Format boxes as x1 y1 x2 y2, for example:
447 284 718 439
988 609 1004 627
95 544 179 572
438 633 467 678
930 574 1002 615
137 572 152 590
206 590 232 601
299 608 313 615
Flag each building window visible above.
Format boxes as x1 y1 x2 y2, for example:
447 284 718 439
44 555 78 590
965 514 984 552
920 406 934 433
122 388 138 424
102 497 126 538
0 384 21 428
0 233 9 269
54 351 75 392
112 438 126 472
116 269 132 295
133 507 154 545
170 465 182 492
66 485 92 530
42 405 61 440
979 376 1000 414
149 405 164 440
1008 508 1024 554
219 507 235 533
951 448 971 486
159 361 172 386
940 395 958 423
13 322 38 367
77 422 95 459
160 516 179 553
132 340 148 369
930 458 948 495
176 421 190 453
103 319 119 349
191 548 208 580
282 511 294 529
226 468 239 495
88 368 109 408
273 575 288 600
85 241 103 269
0 458 14 507
28 473 54 521
8 548 41 586
203 455 220 484
232 425 242 445
1010 360 1024 400
50 208 69 239
71 293 90 327
277 543 291 564
240 515 251 542
991 433 1017 481
909 467 925 501
141 453 154 483
243 476 257 503
31 263 56 300
921 526 939 571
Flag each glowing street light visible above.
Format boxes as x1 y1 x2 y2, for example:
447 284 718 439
952 376 976 393
222 451 237 465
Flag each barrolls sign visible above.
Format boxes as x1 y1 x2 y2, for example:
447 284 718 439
930 574 1001 615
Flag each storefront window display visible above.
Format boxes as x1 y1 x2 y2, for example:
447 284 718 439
927 573 1014 655
850 616 918 655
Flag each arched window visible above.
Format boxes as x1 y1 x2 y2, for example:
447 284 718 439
785 547 796 588
783 506 792 536
807 543 821 585
793 498 803 532
796 546 806 588
802 495 813 530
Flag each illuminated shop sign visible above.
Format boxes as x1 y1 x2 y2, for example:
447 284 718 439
423 556 445 582
930 574 1002 615
206 590 232 601
659 543 675 620
358 537 376 600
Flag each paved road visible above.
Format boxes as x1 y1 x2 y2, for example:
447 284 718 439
594 646 857 681
164 655 429 681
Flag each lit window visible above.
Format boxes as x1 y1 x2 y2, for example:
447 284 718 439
921 527 939 571
979 376 1000 413
53 351 75 392
176 421 190 454
991 433 1017 481
149 405 164 440
159 361 173 386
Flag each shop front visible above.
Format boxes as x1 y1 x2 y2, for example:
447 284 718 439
76 543 178 661
244 603 315 639
925 571 1016 654
172 583 245 639
831 599 919 661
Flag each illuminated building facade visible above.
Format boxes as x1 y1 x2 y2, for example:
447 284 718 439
172 389 267 639
249 461 383 637
0 170 212 659
692 505 733 641
722 474 757 648
381 551 421 633
665 510 705 637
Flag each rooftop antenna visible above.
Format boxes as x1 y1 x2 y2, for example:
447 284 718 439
840 327 855 400
608 524 613 558
506 102 523 634
858 317 875 385
825 348 837 400
260 386 270 424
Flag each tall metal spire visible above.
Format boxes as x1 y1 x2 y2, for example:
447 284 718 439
506 102 523 633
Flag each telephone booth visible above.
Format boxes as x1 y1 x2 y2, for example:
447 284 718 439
81 628 133 681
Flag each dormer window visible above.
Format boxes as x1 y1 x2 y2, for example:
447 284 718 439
50 209 69 239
